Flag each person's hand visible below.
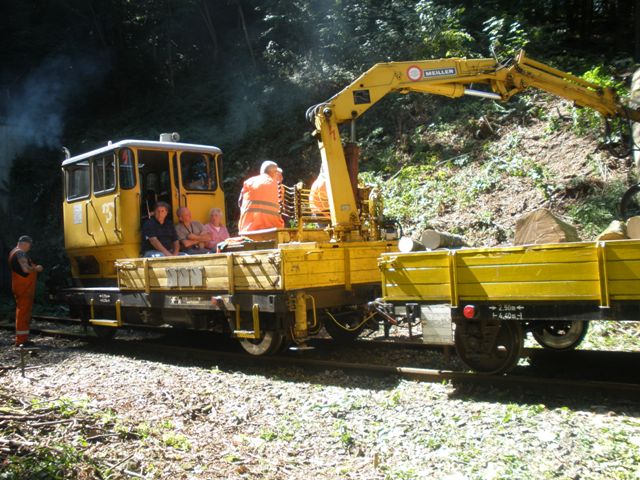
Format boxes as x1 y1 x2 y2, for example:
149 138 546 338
35 265 44 273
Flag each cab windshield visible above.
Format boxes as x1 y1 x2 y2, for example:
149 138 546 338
180 152 217 191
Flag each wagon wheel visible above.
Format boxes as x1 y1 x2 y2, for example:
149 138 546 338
455 320 523 374
239 330 284 356
532 320 589 351
322 309 368 344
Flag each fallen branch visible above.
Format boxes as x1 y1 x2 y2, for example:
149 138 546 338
30 418 74 427
85 433 120 442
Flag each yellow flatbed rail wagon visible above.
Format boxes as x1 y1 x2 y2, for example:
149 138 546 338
377 239 640 373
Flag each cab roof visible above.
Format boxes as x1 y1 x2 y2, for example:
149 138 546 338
61 140 223 167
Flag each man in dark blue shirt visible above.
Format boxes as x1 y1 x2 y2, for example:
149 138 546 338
141 202 180 257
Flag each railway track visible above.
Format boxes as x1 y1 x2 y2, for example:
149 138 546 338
1 319 639 397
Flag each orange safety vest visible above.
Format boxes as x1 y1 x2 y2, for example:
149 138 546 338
8 247 37 345
309 175 329 215
238 174 285 233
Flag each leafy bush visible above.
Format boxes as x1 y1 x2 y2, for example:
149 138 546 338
566 179 628 239
571 66 628 141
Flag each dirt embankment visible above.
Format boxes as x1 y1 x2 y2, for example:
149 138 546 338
422 97 634 247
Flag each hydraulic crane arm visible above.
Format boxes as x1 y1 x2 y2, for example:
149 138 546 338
308 50 640 238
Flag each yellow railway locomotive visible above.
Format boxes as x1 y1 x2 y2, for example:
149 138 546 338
58 135 396 353
55 50 640 363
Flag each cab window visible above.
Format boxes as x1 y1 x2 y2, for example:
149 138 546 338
118 148 136 189
66 161 90 201
93 154 116 195
180 152 217 191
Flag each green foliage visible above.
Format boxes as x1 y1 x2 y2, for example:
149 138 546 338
162 432 192 451
0 444 98 480
571 66 628 139
566 179 628 238
482 16 529 57
332 420 355 448
416 1 475 57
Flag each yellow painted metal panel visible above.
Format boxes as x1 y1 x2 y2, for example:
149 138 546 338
455 244 596 267
457 280 599 301
282 247 345 289
381 266 451 286
603 241 640 261
381 239 640 304
457 262 599 284
286 272 346 289
606 260 640 281
608 279 640 297
351 270 383 284
383 282 451 301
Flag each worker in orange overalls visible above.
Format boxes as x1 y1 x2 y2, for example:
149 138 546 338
8 236 43 347
238 160 285 233
309 169 329 216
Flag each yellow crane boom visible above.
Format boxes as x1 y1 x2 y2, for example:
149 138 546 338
308 50 640 239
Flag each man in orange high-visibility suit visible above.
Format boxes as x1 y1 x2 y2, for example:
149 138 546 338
309 170 329 216
238 160 285 233
8 236 43 347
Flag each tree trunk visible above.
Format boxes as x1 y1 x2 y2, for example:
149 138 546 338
420 230 468 250
626 216 640 238
200 0 219 61
236 0 256 68
581 0 593 43
398 236 426 253
165 0 175 89
635 0 640 61
596 220 628 241
514 209 581 245
632 67 640 173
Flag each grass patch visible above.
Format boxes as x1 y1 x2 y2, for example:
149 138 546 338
0 444 99 480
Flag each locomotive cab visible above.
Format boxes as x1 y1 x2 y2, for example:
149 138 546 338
62 137 224 286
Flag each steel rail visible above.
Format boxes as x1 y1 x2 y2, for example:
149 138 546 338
1 322 639 396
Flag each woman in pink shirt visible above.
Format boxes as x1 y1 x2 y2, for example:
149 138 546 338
203 208 230 250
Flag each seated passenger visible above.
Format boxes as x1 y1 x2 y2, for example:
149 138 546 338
175 207 210 254
203 208 230 250
142 202 180 257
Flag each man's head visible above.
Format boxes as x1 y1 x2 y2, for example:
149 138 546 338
275 167 283 183
17 235 32 252
260 160 279 179
208 208 223 226
176 207 192 224
154 202 170 224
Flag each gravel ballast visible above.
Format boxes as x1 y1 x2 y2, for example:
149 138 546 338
1 330 639 479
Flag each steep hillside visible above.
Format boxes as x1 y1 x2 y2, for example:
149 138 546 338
362 93 634 247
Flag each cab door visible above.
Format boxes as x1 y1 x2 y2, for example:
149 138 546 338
63 160 94 249
115 147 140 254
177 151 225 224
88 153 120 246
